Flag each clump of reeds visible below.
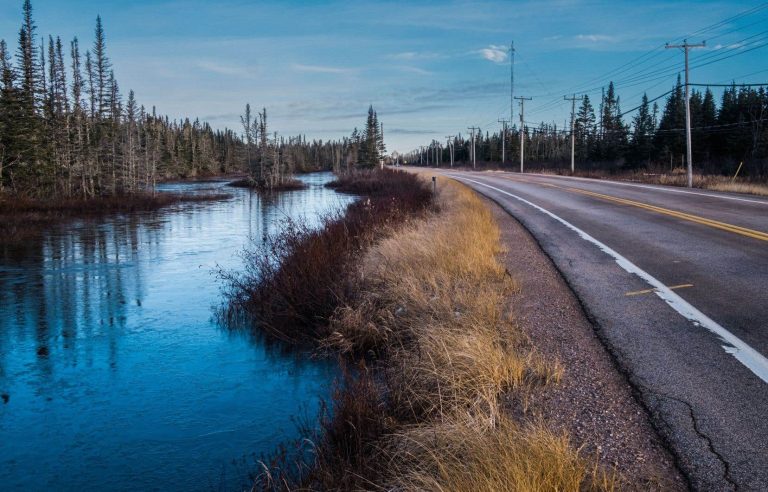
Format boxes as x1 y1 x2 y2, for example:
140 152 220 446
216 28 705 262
221 168 433 345
228 177 307 191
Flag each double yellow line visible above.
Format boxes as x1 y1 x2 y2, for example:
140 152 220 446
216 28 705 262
502 176 768 242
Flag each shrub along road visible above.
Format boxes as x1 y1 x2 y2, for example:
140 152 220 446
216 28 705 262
417 168 768 491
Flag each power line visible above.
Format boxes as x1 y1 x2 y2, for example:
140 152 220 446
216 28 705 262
526 5 768 117
689 82 768 87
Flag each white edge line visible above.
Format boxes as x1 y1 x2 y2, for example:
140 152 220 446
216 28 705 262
450 174 768 384
485 170 768 206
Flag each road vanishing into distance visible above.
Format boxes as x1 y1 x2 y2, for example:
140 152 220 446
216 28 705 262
433 169 768 491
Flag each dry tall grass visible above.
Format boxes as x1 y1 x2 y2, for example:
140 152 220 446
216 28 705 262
541 166 768 197
313 179 611 491
654 169 768 196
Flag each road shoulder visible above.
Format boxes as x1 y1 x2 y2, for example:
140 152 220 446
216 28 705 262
478 192 686 490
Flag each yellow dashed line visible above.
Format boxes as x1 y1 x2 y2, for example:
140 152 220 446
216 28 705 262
500 175 768 242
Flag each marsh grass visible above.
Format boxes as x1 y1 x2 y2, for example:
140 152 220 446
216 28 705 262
221 168 433 345
228 177 308 191
251 177 615 491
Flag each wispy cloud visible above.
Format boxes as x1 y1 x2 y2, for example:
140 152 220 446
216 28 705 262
478 45 508 63
196 60 252 77
387 128 437 135
387 51 445 61
394 65 433 75
574 34 617 43
290 63 356 74
712 42 745 50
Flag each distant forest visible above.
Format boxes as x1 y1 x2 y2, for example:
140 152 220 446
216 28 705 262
411 79 768 177
0 1 384 199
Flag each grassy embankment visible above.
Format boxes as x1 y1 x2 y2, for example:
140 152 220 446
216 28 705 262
515 164 768 196
544 167 768 196
225 169 617 490
439 162 768 196
0 192 231 246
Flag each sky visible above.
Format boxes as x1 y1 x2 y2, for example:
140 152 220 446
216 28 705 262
1 0 767 153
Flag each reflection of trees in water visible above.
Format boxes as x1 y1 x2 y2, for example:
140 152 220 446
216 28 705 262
0 174 352 385
0 214 162 379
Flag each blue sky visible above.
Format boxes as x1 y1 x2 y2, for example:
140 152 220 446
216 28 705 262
1 0 767 152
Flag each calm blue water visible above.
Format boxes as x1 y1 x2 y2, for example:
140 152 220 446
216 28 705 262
0 172 355 491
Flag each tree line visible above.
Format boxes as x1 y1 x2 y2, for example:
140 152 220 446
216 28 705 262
0 1 379 199
409 79 768 177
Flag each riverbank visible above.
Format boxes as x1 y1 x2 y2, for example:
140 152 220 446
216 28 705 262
230 170 682 490
0 192 232 246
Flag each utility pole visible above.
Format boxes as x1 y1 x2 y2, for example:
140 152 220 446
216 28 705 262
564 94 584 174
468 126 480 169
666 39 705 188
514 96 531 173
498 119 510 163
445 136 454 167
510 42 515 126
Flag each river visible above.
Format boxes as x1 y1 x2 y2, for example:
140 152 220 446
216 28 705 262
0 172 355 490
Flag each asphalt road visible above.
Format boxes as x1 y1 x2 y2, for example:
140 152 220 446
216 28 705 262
430 169 768 491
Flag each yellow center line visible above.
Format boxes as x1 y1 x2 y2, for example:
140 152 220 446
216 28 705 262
498 175 768 242
625 283 694 297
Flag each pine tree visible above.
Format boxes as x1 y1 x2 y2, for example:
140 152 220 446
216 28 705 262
575 95 596 162
358 105 383 168
93 16 112 119
655 76 686 166
629 93 654 166
0 39 26 191
598 82 628 162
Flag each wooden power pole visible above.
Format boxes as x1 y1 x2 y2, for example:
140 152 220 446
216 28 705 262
564 94 584 174
514 96 531 173
468 126 480 169
666 39 706 188
498 119 510 163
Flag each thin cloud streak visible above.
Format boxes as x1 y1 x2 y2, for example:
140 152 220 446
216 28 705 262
291 63 357 74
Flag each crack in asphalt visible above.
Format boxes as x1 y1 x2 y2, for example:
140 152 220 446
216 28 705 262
640 383 738 491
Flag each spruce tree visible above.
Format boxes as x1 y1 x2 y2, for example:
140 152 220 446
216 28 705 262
575 95 596 162
629 93 654 167
93 16 112 119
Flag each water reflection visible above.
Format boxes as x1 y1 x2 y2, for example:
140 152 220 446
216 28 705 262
0 172 354 490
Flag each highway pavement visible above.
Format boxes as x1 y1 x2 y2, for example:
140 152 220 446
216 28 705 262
431 169 768 491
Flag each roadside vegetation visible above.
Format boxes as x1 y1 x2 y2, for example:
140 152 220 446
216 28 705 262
224 170 618 491
540 166 768 196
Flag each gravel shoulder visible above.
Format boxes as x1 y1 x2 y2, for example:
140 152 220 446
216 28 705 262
480 193 687 490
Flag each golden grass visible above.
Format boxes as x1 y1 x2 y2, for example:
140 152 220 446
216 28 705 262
321 178 612 491
384 415 617 492
655 172 768 196
538 166 768 197
702 180 768 196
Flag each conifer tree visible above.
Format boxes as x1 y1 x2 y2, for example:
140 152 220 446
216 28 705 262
93 16 112 119
629 93 655 166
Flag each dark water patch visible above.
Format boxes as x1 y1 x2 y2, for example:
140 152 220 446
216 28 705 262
0 172 355 490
